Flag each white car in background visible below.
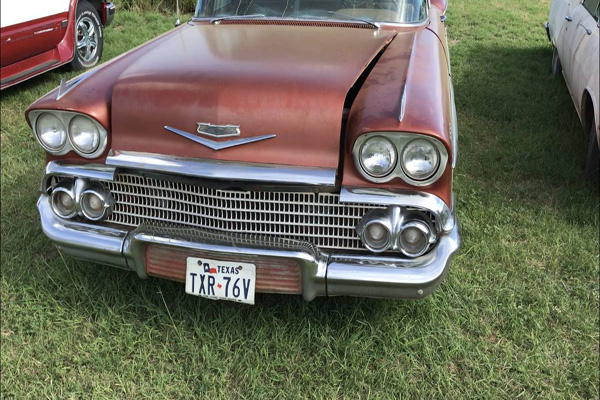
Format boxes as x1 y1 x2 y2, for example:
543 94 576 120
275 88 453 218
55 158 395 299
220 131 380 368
546 0 599 180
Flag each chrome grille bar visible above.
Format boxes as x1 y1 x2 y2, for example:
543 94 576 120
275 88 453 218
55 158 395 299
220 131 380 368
103 174 385 251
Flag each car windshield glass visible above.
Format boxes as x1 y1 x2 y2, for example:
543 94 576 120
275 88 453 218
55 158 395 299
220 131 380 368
195 0 428 24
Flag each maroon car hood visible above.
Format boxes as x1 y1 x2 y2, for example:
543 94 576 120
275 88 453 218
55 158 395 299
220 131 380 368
110 23 397 169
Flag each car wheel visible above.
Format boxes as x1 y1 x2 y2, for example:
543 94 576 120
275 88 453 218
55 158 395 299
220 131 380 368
551 47 561 76
70 1 103 70
584 124 599 182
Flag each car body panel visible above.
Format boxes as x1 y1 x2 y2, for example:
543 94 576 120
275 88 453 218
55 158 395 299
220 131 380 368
547 0 600 142
110 23 396 170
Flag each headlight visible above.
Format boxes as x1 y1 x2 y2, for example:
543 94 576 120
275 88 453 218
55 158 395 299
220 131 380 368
36 113 67 152
401 139 440 181
359 137 397 177
398 221 432 257
69 116 100 154
362 220 392 252
50 181 77 219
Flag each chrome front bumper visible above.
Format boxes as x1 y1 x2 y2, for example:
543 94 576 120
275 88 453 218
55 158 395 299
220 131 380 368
38 194 461 301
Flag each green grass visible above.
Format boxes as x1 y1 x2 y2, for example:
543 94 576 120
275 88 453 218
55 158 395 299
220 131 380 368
1 1 598 398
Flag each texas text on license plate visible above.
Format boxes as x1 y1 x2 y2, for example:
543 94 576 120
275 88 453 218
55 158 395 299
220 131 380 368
185 257 256 304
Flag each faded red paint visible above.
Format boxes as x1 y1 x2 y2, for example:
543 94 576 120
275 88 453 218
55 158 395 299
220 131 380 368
110 24 395 169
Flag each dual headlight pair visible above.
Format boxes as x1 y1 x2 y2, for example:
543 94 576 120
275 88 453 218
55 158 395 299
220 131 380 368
29 110 107 158
354 133 448 186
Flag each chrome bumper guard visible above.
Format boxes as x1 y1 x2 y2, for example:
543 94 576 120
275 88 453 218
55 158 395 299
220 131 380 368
38 194 461 301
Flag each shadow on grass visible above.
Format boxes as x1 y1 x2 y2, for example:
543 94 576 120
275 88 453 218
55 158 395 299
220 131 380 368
454 43 594 185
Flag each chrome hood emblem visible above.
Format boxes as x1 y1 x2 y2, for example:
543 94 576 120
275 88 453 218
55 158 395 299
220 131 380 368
164 124 275 151
196 122 240 138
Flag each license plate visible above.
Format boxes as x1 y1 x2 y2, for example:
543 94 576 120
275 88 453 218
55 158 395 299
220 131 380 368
185 257 256 305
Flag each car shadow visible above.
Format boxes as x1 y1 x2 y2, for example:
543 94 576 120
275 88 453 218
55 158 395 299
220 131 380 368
452 42 597 198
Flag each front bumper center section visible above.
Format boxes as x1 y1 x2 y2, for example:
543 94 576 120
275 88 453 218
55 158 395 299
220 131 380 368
38 194 461 301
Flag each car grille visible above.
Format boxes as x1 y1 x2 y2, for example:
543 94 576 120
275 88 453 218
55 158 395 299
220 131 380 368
102 173 385 251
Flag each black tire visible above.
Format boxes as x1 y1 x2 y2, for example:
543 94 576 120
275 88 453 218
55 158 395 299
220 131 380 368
70 1 103 70
584 124 599 183
551 46 562 76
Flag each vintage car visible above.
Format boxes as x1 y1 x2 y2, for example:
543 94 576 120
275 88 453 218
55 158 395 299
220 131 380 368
26 0 461 304
546 0 599 179
1 0 115 90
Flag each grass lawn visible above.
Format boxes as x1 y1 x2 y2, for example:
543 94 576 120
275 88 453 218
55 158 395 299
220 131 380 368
1 0 598 398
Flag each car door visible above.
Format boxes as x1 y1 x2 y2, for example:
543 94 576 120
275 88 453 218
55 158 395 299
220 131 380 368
562 0 599 111
549 0 571 46
0 0 71 67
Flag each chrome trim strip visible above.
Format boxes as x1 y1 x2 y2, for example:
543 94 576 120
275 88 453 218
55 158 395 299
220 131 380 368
191 15 430 28
164 126 276 150
105 150 337 187
398 84 407 122
450 81 458 168
340 187 454 232
45 161 116 182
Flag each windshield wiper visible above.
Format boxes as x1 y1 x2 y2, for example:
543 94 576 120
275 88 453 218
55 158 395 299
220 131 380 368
326 11 380 29
210 14 266 24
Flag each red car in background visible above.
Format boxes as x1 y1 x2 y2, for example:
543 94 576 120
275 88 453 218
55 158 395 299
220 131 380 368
0 0 115 90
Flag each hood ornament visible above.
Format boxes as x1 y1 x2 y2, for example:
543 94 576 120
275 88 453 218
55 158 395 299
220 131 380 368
164 124 275 151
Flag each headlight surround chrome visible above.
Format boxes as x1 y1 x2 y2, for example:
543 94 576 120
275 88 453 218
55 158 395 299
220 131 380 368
359 137 397 178
35 113 67 152
353 132 448 186
29 110 108 158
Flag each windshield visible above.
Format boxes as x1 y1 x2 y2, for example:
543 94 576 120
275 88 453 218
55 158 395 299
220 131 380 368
194 0 429 24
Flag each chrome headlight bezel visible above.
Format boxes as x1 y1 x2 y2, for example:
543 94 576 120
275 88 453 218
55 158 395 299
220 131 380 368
29 110 108 159
353 132 449 186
